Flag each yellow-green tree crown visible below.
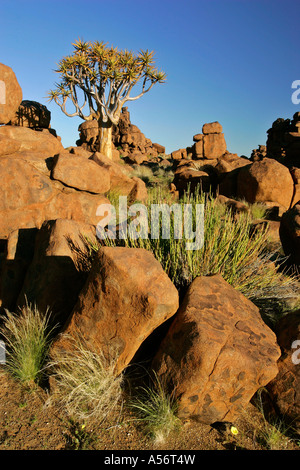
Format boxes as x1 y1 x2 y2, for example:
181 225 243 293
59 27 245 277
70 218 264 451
48 39 166 125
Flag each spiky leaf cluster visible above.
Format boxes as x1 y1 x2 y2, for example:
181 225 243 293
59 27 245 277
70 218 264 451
48 39 166 124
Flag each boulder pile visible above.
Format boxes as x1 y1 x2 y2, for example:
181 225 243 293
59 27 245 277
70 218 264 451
170 116 300 217
76 106 166 163
0 63 299 433
266 112 300 166
0 63 147 241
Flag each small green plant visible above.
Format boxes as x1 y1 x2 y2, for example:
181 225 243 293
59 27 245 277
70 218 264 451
0 304 55 387
129 372 181 444
252 388 296 450
249 202 268 220
49 334 123 422
66 419 97 450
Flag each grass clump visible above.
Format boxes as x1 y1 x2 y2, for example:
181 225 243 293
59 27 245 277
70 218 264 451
248 389 298 450
128 372 181 444
249 202 268 220
49 335 123 423
0 304 55 387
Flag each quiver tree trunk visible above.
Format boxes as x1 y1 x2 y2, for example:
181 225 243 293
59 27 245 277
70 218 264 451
98 120 113 160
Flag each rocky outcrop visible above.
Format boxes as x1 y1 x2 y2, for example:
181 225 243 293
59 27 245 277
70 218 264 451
152 274 281 425
51 247 179 375
0 63 23 125
0 155 111 239
0 65 148 240
113 107 165 159
171 121 227 162
173 166 212 195
170 123 253 198
0 126 64 158
8 100 51 128
170 114 300 210
76 107 165 161
250 145 267 162
266 113 300 166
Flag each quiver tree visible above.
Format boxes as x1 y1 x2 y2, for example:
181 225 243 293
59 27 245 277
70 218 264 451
48 39 166 159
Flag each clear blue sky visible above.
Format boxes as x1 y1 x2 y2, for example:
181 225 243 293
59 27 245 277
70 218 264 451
1 0 299 157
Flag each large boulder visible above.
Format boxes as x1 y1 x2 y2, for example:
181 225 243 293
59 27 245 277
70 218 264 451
171 148 187 161
152 274 281 424
279 202 300 267
51 247 179 375
266 311 300 434
17 219 98 325
0 126 64 158
0 156 110 239
202 122 226 160
202 121 223 135
173 167 211 195
9 100 51 128
237 158 294 209
0 63 23 125
51 153 111 194
203 133 227 160
216 154 251 198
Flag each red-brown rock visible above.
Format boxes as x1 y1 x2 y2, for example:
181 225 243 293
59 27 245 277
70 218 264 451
51 247 179 375
237 158 294 209
171 148 187 161
0 227 38 314
0 156 110 238
152 143 165 154
193 140 204 159
9 100 51 128
52 153 111 194
0 63 23 125
173 167 211 194
193 133 204 142
203 133 227 159
90 151 136 196
202 121 223 134
152 274 281 424
126 152 145 165
0 126 64 158
128 177 148 202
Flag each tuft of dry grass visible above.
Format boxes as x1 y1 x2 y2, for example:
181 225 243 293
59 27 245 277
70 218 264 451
48 334 124 423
